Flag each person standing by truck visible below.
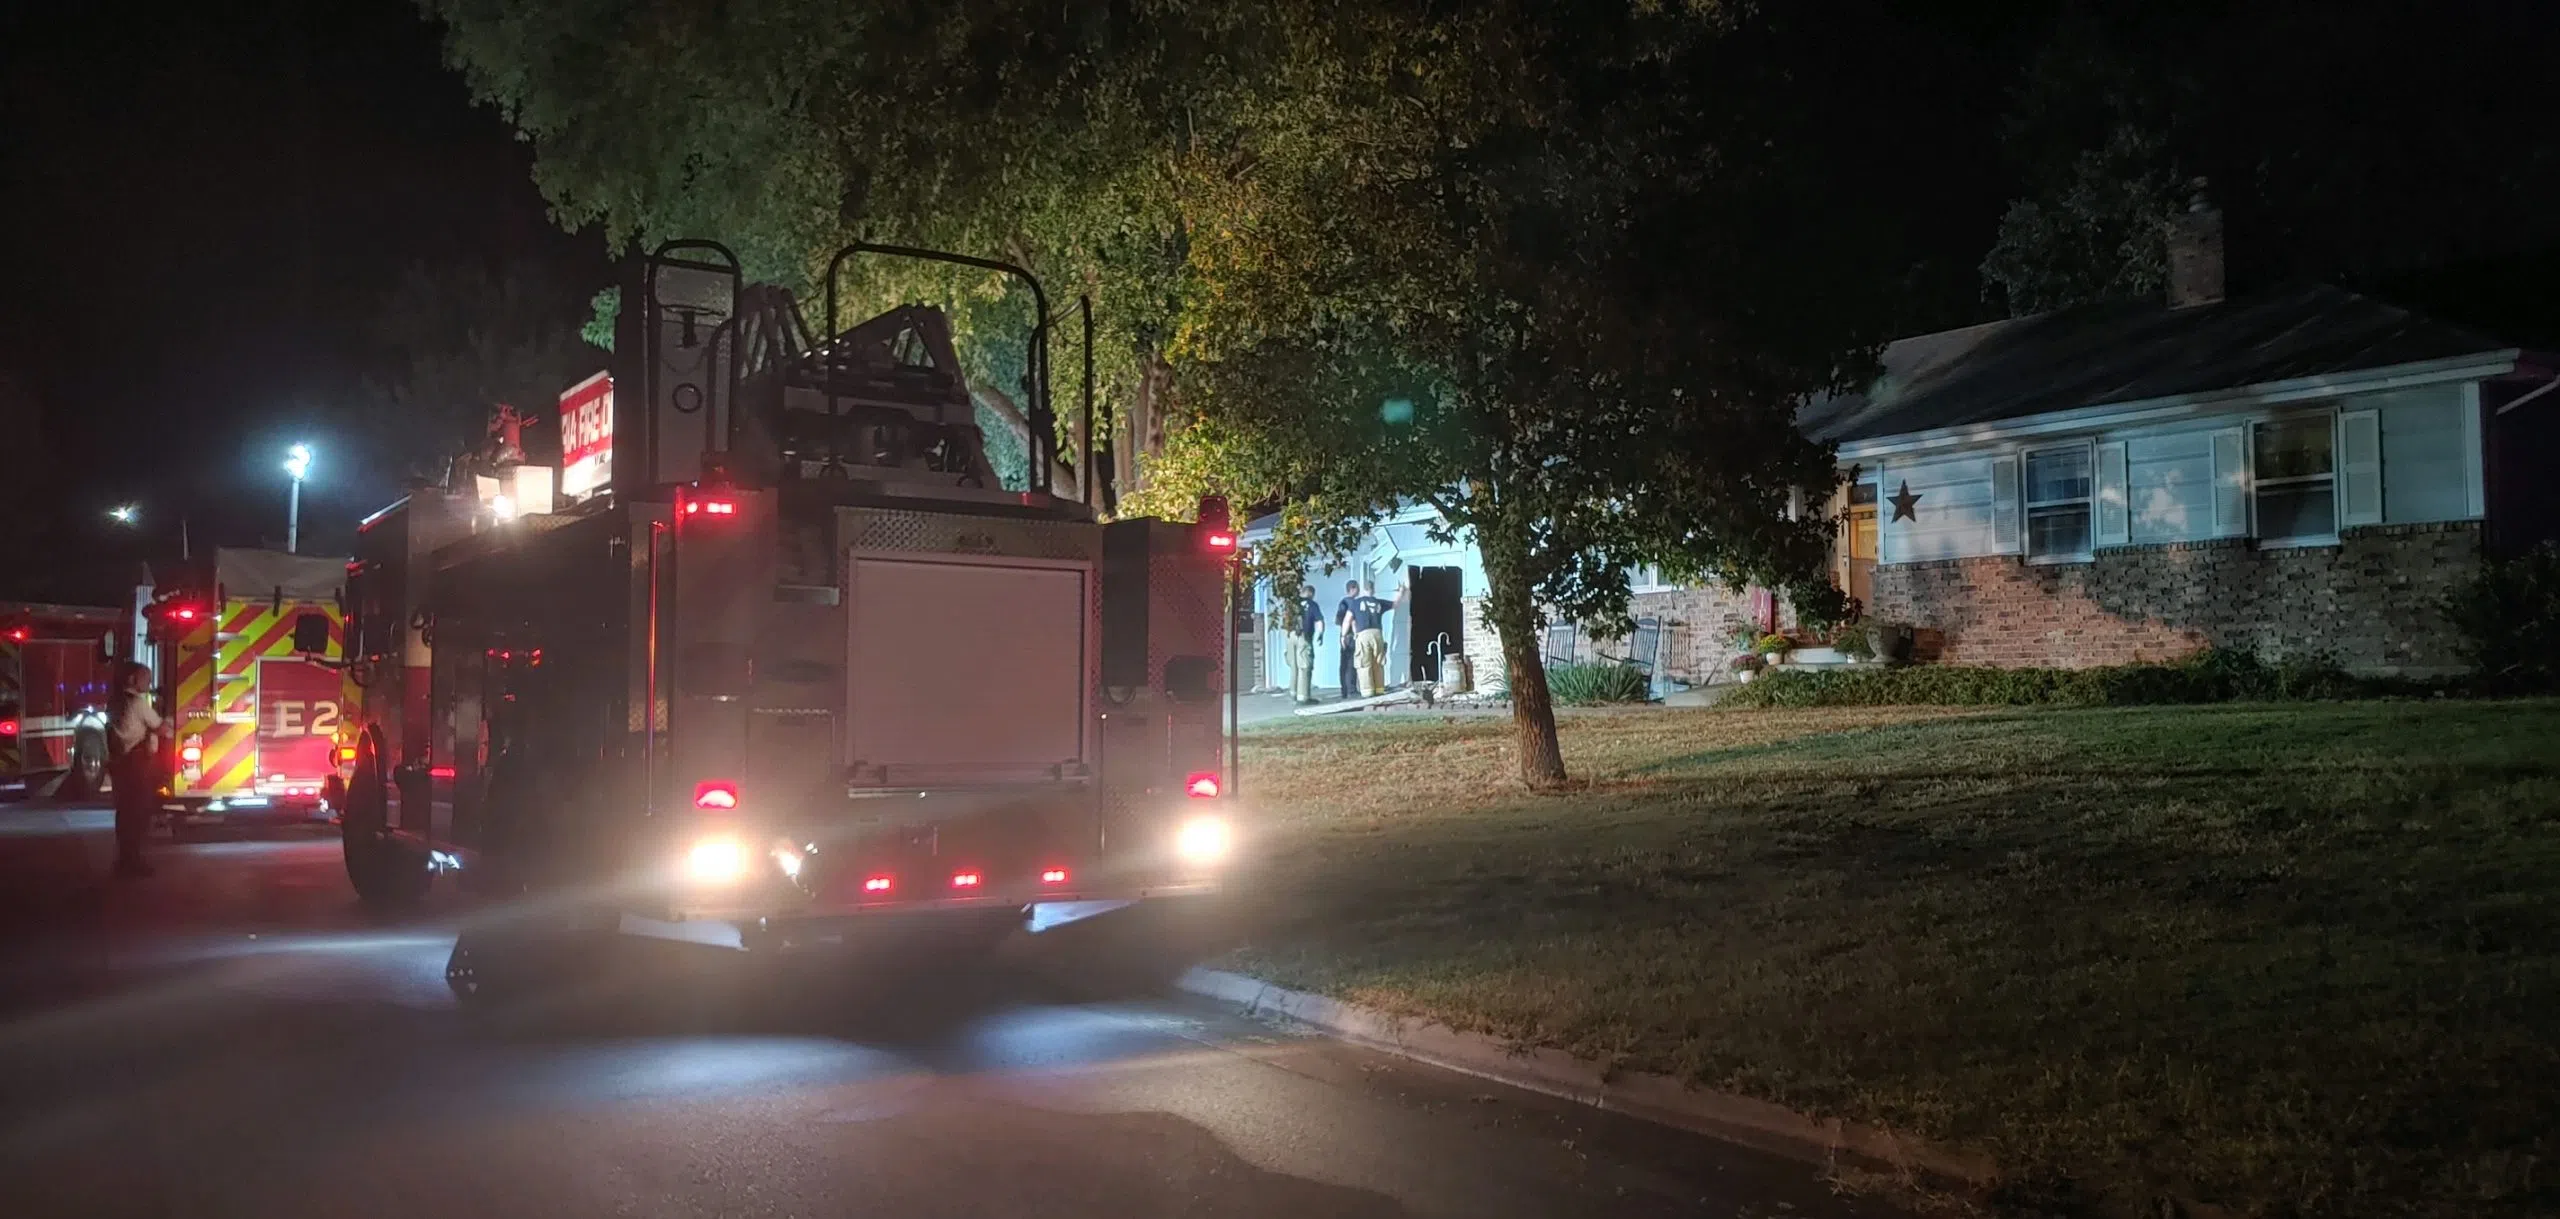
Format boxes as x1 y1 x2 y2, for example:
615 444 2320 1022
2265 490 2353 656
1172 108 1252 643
106 661 163 878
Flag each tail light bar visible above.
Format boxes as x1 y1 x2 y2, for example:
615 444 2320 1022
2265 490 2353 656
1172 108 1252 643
693 780 739 810
1185 772 1222 799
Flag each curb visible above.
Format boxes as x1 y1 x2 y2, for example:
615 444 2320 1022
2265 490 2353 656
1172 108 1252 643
1176 967 1996 1190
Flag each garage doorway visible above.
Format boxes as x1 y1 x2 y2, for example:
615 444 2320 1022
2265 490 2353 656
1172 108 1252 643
1406 567 1464 684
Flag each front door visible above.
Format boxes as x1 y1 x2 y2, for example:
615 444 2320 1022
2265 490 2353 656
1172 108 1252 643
1406 567 1464 684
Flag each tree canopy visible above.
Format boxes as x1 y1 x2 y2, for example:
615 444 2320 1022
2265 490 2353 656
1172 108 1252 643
1984 2 2560 316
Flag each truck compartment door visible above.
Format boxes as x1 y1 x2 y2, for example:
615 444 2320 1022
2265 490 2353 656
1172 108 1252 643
843 554 1089 786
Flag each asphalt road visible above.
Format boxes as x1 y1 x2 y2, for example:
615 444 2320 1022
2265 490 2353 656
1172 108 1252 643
0 803 1897 1219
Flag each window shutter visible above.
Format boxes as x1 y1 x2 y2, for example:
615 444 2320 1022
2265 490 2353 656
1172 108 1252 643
1988 453 2021 555
1872 461 1894 564
2094 440 2130 546
2338 408 2382 527
2210 426 2249 537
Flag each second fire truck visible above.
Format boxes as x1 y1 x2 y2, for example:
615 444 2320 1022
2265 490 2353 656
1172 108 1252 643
336 241 1241 997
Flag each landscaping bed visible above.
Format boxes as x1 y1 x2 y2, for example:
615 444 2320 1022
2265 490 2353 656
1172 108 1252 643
1229 701 2560 1216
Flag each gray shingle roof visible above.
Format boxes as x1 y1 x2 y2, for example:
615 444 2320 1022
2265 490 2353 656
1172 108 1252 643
1798 284 2513 445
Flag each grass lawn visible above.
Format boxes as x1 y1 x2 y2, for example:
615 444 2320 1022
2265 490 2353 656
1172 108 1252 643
1227 701 2560 1217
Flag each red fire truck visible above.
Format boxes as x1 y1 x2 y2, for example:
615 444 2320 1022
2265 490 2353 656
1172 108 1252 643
336 241 1240 999
0 602 122 800
143 549 353 822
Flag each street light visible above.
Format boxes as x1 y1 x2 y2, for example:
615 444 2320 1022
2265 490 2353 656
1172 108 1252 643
108 504 139 525
283 443 313 553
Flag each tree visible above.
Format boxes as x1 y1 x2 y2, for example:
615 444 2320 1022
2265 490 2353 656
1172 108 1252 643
1985 2 2560 314
1121 3 1872 787
426 0 1891 788
355 259 602 478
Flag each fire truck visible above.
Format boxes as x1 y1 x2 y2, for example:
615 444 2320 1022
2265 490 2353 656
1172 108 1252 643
337 242 1239 998
144 549 354 822
0 602 122 800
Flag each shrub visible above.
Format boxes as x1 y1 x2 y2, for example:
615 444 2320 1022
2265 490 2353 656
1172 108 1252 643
1545 660 1653 705
1752 632 1794 657
1830 621 1875 661
1719 647 2435 709
2443 541 2560 692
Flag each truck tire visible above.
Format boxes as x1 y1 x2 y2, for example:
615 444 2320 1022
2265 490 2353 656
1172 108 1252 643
59 731 107 800
341 733 430 909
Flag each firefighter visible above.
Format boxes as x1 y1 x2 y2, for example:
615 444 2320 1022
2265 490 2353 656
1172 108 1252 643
1345 579 1404 698
106 661 163 878
1284 582 1323 705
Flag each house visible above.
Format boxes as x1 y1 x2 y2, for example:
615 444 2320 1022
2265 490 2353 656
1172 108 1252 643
1244 212 2560 686
1806 222 2556 675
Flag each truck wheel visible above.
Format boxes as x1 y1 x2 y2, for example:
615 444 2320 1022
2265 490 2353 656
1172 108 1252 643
59 732 107 800
341 738 430 909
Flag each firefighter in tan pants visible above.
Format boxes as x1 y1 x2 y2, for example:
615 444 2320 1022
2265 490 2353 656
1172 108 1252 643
1284 584 1324 704
1339 579 1404 698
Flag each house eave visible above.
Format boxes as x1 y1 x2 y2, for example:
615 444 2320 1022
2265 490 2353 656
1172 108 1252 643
1833 349 2523 462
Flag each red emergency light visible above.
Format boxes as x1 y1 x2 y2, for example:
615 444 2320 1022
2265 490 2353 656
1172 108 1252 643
683 498 738 516
1185 772 1222 799
693 780 739 810
1040 868 1070 885
168 606 201 623
0 719 18 737
2 627 27 643
862 875 894 894
950 871 982 889
1197 494 1237 553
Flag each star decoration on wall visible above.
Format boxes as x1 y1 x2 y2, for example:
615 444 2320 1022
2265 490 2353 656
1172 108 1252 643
1888 480 1922 522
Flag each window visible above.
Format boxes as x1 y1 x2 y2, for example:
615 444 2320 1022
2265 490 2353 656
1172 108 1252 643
1626 565 1677 593
2022 444 2093 561
2253 413 2336 543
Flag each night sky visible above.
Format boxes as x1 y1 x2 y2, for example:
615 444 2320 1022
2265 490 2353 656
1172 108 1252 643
0 0 601 599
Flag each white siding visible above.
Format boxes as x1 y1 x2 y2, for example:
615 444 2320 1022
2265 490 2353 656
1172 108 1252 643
2126 430 2218 543
1879 453 2006 562
2373 386 2472 523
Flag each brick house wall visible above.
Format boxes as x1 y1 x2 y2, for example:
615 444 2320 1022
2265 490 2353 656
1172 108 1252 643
1457 584 1786 691
1868 520 2481 674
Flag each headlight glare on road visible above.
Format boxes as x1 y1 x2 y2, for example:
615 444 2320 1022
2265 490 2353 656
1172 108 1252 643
1175 815 1233 864
684 836 752 885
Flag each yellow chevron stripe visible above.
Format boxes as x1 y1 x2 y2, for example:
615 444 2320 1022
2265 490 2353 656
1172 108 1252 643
206 752 260 796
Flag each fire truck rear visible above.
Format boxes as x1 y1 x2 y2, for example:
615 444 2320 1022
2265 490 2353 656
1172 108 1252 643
337 242 1239 997
149 549 353 822
0 603 121 800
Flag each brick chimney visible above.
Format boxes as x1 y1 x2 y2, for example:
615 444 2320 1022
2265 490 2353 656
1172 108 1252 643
2166 183 2225 309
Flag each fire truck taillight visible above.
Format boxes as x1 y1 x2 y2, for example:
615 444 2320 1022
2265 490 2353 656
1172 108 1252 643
180 742 203 764
0 719 18 737
862 875 894 894
693 780 739 810
1185 772 1222 799
1040 868 1070 885
683 498 738 517
2 627 27 643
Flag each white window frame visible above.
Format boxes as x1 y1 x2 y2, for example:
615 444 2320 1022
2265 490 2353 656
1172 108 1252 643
2021 440 2096 565
1627 565 1679 593
2250 409 2341 548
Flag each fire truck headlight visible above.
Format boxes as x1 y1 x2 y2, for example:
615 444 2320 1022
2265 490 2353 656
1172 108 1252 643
1175 816 1233 865
683 836 752 885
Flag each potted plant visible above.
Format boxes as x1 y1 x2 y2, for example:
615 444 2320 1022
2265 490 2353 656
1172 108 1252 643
1832 621 1875 663
1753 632 1795 664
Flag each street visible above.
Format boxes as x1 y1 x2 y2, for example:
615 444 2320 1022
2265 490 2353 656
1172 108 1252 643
0 804 1889 1219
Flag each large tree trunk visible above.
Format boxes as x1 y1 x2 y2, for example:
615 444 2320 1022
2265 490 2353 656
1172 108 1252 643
969 382 1077 496
1478 511 1567 789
